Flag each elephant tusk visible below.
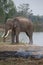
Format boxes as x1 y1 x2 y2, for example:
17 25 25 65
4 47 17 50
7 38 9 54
5 31 10 38
1 32 5 38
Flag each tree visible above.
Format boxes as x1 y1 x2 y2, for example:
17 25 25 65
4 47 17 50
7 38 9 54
0 0 17 23
17 3 33 18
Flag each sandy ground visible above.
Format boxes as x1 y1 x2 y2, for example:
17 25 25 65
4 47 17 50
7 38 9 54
0 44 43 51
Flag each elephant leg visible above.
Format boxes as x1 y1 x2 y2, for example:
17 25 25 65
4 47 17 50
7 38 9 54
29 34 33 44
16 34 19 43
16 31 19 43
11 30 15 44
26 32 33 44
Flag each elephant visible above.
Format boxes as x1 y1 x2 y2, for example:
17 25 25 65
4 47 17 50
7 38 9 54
2 17 33 44
12 17 33 44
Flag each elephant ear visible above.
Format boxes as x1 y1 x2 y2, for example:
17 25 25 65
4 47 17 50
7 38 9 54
13 18 19 28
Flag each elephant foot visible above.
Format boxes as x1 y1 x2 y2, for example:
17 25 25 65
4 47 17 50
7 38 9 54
29 42 33 45
16 41 19 44
3 38 6 42
29 43 33 45
11 42 19 45
29 41 33 45
11 42 15 44
11 41 19 44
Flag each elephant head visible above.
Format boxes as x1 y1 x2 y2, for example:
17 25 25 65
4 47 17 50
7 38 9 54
2 18 13 42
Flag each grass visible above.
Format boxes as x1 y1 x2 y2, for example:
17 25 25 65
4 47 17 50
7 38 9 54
0 57 43 65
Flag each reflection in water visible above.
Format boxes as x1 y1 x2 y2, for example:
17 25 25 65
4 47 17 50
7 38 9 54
19 32 43 46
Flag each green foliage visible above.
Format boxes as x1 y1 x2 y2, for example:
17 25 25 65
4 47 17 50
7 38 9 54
0 0 17 24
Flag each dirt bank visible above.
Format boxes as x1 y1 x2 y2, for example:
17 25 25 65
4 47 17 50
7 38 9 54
0 44 43 51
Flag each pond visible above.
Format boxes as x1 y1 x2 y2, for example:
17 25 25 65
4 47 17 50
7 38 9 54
0 32 43 46
19 32 43 46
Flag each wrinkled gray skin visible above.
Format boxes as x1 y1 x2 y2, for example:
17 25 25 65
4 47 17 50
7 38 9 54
12 17 33 44
3 17 33 44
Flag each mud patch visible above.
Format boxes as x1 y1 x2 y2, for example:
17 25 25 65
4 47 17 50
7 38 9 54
0 50 43 60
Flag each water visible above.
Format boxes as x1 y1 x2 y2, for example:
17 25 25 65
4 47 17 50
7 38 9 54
0 32 43 46
19 32 43 46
